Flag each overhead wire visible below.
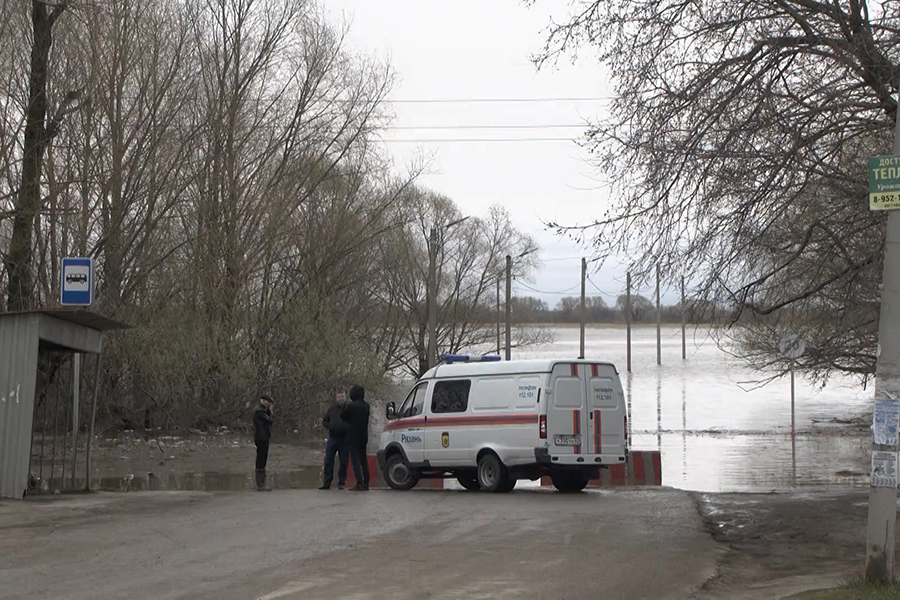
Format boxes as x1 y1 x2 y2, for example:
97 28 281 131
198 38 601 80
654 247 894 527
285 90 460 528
586 275 620 299
380 137 582 143
385 96 613 104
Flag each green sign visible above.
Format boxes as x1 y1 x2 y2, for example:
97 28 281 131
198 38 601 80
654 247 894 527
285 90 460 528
869 155 900 210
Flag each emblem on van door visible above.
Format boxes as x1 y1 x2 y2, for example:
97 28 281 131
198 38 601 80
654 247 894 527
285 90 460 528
441 432 450 448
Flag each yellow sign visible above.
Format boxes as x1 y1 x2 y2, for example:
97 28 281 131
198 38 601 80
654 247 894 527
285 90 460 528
441 432 450 448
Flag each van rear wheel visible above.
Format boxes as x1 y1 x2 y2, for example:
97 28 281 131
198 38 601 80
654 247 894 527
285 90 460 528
477 453 512 493
551 472 589 493
384 454 419 491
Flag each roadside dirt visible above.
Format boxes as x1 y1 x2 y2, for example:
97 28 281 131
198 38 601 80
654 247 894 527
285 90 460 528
694 490 869 599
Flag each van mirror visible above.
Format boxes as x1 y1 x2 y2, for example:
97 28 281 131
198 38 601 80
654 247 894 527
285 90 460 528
386 402 397 420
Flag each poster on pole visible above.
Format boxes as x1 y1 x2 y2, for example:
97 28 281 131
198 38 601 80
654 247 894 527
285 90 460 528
873 393 900 446
869 155 900 210
871 451 899 488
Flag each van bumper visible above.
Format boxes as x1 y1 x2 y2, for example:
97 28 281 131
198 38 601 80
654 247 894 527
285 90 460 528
376 450 386 471
535 448 627 466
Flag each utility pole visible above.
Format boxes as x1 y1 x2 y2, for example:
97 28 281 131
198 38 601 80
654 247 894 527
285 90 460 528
681 276 686 361
865 99 900 582
626 272 632 373
505 255 512 361
579 257 586 359
496 276 501 355
656 263 661 366
426 227 438 370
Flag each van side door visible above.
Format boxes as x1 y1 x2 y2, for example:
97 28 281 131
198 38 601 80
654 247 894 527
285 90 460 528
386 382 428 463
423 379 471 466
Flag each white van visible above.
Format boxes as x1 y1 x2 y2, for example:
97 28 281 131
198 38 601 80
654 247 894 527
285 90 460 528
376 357 628 493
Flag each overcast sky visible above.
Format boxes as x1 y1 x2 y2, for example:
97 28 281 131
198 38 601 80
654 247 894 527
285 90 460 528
327 0 677 305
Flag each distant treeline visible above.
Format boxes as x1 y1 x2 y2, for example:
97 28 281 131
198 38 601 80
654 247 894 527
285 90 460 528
502 295 719 325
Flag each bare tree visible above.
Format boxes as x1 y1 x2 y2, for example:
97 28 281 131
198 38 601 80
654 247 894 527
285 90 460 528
5 0 81 310
531 0 899 378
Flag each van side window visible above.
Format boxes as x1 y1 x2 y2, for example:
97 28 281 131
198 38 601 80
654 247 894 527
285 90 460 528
431 380 471 413
407 383 428 417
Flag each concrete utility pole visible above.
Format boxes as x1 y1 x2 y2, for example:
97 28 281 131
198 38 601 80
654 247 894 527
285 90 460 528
865 106 900 582
496 277 501 355
626 272 632 373
681 276 687 361
656 263 661 366
426 227 438 370
579 257 586 359
425 216 470 370
505 255 512 360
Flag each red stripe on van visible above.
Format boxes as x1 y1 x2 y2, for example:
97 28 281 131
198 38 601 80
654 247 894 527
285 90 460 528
573 410 581 454
570 364 577 376
591 364 598 377
384 418 426 431
384 414 538 431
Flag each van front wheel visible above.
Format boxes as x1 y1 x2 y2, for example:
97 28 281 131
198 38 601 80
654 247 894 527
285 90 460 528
477 453 511 493
384 454 419 491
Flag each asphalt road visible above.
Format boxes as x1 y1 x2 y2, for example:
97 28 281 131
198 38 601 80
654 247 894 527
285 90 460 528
0 487 718 600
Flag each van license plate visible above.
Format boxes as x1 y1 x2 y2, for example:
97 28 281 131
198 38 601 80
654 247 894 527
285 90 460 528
554 435 581 446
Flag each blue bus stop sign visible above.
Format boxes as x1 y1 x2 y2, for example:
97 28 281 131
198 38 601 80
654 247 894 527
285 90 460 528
61 257 93 306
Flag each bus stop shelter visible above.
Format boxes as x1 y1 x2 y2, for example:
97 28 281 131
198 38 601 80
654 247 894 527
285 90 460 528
0 310 128 499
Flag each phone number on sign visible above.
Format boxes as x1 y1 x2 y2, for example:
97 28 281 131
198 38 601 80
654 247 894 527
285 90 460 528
872 192 900 206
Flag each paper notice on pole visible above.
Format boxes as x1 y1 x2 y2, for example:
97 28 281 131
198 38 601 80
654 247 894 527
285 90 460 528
873 394 900 446
871 451 899 488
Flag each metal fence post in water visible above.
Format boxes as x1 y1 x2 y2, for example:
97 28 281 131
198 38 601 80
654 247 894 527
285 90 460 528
626 272 632 373
656 263 661 366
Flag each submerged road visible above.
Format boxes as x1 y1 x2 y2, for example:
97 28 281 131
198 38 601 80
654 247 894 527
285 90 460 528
0 487 718 599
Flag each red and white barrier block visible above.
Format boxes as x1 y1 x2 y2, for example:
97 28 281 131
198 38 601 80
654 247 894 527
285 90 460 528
540 450 662 488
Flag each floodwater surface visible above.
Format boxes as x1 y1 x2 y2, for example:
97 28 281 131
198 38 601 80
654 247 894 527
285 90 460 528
517 325 872 492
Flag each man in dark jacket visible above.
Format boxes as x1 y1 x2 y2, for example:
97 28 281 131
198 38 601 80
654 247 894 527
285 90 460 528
253 392 275 492
319 393 349 490
342 384 370 491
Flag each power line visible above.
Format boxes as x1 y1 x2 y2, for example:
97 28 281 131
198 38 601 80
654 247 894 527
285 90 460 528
385 124 587 130
386 96 612 104
587 275 619 299
380 137 581 143
514 280 582 295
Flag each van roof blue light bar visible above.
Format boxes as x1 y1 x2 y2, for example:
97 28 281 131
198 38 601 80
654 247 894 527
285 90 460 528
440 354 502 363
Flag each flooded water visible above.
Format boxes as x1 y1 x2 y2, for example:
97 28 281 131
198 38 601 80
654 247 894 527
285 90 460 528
517 325 873 492
32 325 871 496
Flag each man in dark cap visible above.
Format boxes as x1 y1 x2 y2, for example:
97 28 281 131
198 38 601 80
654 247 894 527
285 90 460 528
253 392 275 491
319 391 349 490
341 384 370 491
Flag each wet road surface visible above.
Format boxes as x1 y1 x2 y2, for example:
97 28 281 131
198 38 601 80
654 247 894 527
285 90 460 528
0 487 718 600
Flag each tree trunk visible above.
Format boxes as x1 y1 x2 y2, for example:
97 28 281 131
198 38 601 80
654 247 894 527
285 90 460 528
5 2 63 310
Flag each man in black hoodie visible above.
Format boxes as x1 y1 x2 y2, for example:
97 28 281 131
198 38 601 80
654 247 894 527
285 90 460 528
253 392 275 492
319 393 349 490
342 384 370 491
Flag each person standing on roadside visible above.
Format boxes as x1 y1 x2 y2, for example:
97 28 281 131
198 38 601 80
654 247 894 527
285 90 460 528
253 392 275 492
319 392 350 490
342 385 370 491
